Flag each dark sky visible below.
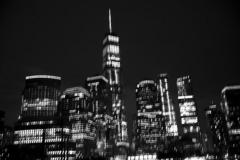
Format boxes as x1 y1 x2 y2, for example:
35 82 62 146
0 0 239 136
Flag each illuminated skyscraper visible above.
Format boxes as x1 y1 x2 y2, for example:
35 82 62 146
14 75 75 160
60 86 96 159
176 76 202 154
221 85 240 159
205 104 228 155
136 80 165 154
102 9 128 153
156 73 178 137
86 75 114 157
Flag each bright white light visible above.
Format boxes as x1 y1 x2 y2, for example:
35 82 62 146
181 117 198 124
229 129 240 135
26 75 61 80
178 95 194 99
108 35 119 42
86 75 108 83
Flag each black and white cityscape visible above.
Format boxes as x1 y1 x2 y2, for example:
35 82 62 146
0 1 240 160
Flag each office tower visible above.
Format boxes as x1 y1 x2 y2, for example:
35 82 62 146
136 80 165 154
222 85 240 159
205 104 228 155
14 75 75 160
176 76 202 155
86 75 113 157
60 86 96 159
102 9 128 151
156 73 178 137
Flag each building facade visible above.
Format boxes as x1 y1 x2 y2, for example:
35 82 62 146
59 86 96 159
205 104 228 156
86 75 114 157
221 85 240 159
176 76 202 155
135 80 165 154
156 73 178 137
102 9 128 154
14 75 75 160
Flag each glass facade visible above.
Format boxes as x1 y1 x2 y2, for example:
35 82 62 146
221 85 240 159
14 75 75 160
86 75 114 157
60 87 96 159
177 76 202 154
136 80 165 154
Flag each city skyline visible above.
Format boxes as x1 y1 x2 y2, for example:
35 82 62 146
1 0 239 138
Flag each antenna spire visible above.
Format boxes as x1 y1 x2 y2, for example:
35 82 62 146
108 8 112 33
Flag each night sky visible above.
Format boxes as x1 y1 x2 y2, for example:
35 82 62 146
0 1 239 136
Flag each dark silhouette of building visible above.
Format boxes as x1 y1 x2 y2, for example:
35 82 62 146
59 86 95 159
222 85 240 159
0 110 13 160
86 75 114 157
176 76 202 156
205 104 228 157
135 80 165 154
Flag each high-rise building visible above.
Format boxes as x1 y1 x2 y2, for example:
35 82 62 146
135 80 165 154
176 76 202 155
205 104 228 155
14 75 75 160
102 9 128 153
221 85 240 159
156 73 178 137
86 75 114 157
59 86 96 159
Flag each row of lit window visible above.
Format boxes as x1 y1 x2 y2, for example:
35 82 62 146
183 126 200 133
22 120 54 126
181 117 198 124
103 44 119 56
105 60 120 68
23 99 58 108
47 150 76 156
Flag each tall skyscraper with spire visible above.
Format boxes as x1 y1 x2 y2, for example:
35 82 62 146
102 9 128 154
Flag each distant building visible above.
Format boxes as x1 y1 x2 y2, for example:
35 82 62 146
156 73 178 137
86 75 114 157
176 76 202 155
135 80 165 154
59 86 96 159
102 9 128 154
205 104 228 155
0 110 13 160
222 85 240 159
13 75 74 160
130 114 137 155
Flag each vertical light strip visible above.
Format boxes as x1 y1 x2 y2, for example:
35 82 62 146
109 8 112 33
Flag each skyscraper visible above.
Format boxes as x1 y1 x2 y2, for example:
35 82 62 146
135 80 165 154
86 75 114 157
205 104 228 156
59 86 96 159
102 9 128 152
221 85 240 159
176 76 202 155
14 75 75 160
156 73 178 137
